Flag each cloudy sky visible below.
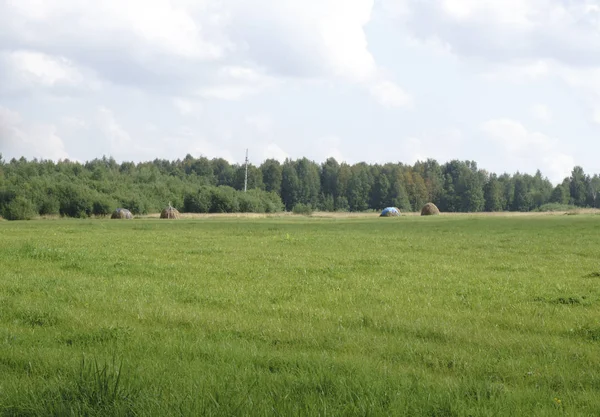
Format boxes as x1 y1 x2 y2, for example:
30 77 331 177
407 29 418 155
1 0 599 183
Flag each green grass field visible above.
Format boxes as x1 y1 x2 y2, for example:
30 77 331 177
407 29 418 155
1 215 600 416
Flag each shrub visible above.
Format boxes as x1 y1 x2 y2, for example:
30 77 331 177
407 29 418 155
238 192 265 213
183 186 212 213
38 195 60 216
319 194 335 212
536 203 577 212
335 196 349 212
293 203 313 215
92 198 115 217
210 186 239 213
264 191 284 213
59 185 93 218
118 196 147 215
2 196 37 220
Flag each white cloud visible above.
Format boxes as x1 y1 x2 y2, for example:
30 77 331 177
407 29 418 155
315 135 346 163
0 50 101 94
0 106 70 160
263 143 289 162
593 107 600 125
172 98 198 116
481 119 573 182
2 0 226 60
400 128 464 164
531 104 552 122
440 0 541 28
386 0 600 67
0 0 409 108
369 80 412 108
226 0 377 82
97 107 133 152
196 65 280 100
245 115 273 134
60 116 89 131
480 60 551 82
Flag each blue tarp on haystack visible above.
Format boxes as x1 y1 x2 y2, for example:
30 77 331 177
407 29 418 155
380 207 400 217
111 208 133 219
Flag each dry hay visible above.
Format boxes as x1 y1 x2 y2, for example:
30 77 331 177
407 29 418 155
421 203 440 216
380 210 401 217
111 208 133 219
160 205 180 219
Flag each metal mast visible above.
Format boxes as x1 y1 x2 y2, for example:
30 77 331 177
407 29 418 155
244 149 249 192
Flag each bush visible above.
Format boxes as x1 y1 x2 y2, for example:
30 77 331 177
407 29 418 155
319 194 335 212
92 197 115 216
118 196 147 215
2 196 37 220
536 203 577 212
238 192 265 213
183 186 212 213
264 191 284 213
292 203 313 215
210 186 239 213
59 185 93 218
38 195 60 216
335 196 349 212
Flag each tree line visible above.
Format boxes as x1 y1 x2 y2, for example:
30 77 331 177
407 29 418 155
0 153 599 220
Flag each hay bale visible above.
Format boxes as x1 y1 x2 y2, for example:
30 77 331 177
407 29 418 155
160 205 180 219
111 208 133 219
421 203 440 216
380 207 401 217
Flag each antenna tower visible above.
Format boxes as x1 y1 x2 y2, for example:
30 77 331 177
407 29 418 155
244 149 249 192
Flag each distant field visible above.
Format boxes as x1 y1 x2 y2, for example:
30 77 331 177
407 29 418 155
1 215 600 416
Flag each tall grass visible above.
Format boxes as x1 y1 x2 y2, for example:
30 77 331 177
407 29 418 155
1 215 600 416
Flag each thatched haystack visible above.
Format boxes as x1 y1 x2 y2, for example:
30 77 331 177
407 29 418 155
160 205 180 219
380 207 401 217
111 208 133 219
421 203 440 216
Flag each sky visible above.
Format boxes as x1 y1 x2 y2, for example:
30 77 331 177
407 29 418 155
1 0 599 184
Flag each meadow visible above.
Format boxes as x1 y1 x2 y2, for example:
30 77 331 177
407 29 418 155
1 214 600 416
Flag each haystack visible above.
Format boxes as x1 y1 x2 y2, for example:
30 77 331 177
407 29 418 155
160 204 180 219
380 207 401 217
111 208 133 219
421 203 440 216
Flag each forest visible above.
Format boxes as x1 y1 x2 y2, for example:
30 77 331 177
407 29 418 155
0 153 599 220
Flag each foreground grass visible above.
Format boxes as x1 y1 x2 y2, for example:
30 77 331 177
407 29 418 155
1 215 600 416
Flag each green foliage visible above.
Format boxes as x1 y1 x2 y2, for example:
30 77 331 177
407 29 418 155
370 172 390 210
260 159 283 193
292 202 313 215
536 203 577 212
238 190 265 213
484 175 503 212
0 155 598 217
58 185 93 218
281 160 300 211
210 186 239 213
183 186 212 213
334 196 349 212
295 157 320 207
347 165 371 211
183 186 283 214
38 195 61 216
318 193 335 211
569 166 588 206
92 197 116 217
118 195 147 215
2 196 37 220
